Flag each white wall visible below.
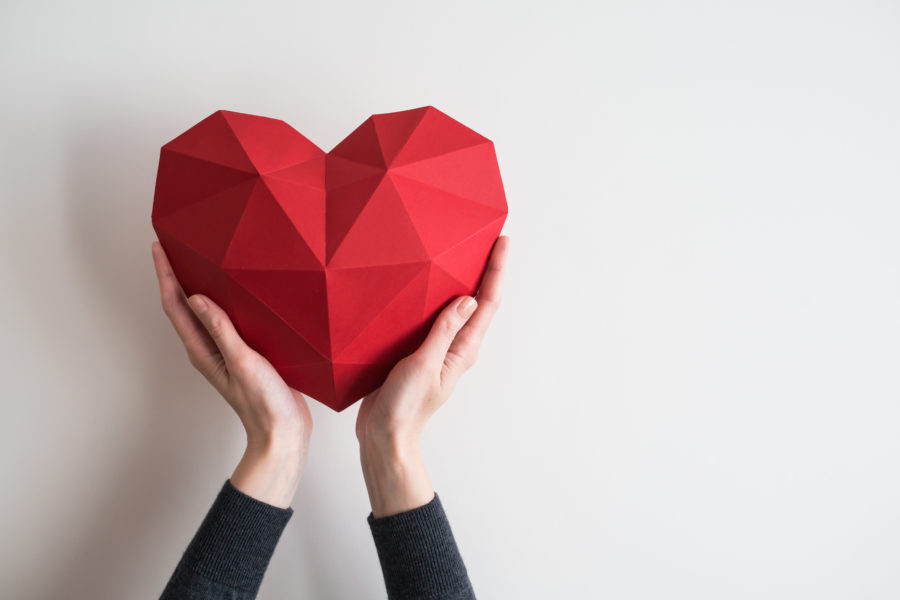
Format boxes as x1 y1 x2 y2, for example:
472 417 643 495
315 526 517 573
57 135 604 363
2 1 899 598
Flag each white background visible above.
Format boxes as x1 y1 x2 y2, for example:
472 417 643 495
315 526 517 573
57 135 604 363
2 1 899 598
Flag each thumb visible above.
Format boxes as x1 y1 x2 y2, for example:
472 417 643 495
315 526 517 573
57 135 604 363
414 296 478 368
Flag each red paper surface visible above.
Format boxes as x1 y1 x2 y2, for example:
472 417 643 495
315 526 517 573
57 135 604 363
152 107 507 411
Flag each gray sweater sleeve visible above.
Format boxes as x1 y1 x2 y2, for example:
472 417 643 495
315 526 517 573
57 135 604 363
368 493 476 600
161 484 474 599
160 480 292 600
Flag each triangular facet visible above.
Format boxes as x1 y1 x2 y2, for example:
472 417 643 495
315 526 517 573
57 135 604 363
223 180 323 271
325 155 385 189
153 230 222 295
423 262 472 320
389 173 506 258
267 155 326 189
163 111 256 172
223 274 329 366
324 170 384 264
432 217 505 292
327 177 429 268
280 362 337 408
390 142 505 210
332 362 394 411
391 107 489 167
372 107 429 167
226 269 331 359
153 151 257 219
333 265 431 364
329 117 385 168
326 261 429 356
260 175 327 265
220 111 323 173
154 178 255 263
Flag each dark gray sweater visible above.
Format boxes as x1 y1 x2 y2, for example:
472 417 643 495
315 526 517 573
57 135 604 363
160 481 475 599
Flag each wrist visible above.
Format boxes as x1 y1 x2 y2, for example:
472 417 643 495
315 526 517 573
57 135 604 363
359 428 419 463
246 428 305 460
359 434 434 518
231 437 306 509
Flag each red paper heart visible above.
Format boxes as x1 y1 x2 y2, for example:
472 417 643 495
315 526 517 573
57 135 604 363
152 107 507 411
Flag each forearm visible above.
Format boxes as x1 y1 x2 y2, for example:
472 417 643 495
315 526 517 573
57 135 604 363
160 479 293 600
161 444 302 599
361 435 476 600
353 238 507 599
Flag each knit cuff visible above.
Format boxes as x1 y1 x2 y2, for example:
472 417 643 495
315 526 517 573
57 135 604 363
368 493 474 599
182 479 293 593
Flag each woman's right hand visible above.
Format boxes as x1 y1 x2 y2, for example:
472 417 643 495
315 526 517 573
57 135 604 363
152 241 313 508
356 236 510 517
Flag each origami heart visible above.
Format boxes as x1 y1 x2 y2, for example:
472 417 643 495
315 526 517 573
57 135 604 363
152 107 507 411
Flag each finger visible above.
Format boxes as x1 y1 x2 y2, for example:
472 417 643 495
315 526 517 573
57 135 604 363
151 242 223 380
186 293 251 370
447 235 510 361
414 295 478 369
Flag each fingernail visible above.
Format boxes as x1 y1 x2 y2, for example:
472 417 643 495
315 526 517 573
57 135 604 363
188 295 207 314
458 296 477 318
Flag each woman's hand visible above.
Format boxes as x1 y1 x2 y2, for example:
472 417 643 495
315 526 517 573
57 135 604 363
356 236 510 517
152 242 312 508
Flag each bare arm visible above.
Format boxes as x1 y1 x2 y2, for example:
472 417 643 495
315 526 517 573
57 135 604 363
357 236 510 599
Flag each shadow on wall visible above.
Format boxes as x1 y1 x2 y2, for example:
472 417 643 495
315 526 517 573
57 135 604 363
27 106 346 599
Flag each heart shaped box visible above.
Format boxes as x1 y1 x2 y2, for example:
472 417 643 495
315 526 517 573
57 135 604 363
152 107 507 411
